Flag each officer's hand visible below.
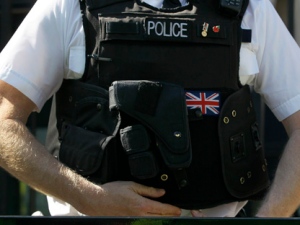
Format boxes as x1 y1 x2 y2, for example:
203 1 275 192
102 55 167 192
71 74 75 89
79 181 182 216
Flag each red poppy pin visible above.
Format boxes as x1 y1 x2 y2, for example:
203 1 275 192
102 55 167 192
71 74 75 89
212 25 220 33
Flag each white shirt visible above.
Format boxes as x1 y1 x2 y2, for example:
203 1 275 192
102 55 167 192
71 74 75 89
0 0 300 217
142 0 189 8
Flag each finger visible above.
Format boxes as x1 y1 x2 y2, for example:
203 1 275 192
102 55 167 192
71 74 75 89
132 183 166 198
146 212 181 217
143 198 182 216
128 182 181 216
191 210 205 217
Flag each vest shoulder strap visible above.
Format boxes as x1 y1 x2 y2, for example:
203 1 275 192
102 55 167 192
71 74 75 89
238 0 252 43
84 0 130 10
217 0 249 18
240 0 250 18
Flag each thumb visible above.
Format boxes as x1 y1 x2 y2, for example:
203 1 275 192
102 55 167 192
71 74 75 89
132 183 166 198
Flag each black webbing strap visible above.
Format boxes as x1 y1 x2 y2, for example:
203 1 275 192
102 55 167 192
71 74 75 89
240 0 252 43
106 22 140 34
79 0 102 84
239 0 250 19
79 0 90 81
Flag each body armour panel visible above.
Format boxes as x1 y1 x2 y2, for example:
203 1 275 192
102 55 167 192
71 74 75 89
46 0 270 209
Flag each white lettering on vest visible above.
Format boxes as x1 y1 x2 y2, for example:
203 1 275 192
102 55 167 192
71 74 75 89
147 20 189 38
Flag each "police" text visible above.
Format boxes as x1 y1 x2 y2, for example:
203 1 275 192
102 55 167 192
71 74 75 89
147 20 189 38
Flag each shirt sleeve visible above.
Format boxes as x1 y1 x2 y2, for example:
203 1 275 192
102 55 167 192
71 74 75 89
0 0 84 111
242 0 300 121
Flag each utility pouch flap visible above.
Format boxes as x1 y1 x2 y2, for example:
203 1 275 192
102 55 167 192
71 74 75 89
59 123 107 176
218 85 270 198
109 80 192 169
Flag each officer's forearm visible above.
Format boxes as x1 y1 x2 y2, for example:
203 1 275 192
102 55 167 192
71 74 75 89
0 118 101 214
256 129 300 217
0 118 181 216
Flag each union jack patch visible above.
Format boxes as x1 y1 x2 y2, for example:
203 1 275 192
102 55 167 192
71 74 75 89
185 91 221 116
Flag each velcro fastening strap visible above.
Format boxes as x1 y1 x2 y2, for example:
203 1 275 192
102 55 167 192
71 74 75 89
106 22 140 34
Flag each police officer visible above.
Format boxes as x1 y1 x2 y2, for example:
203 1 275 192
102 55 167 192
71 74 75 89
0 0 300 217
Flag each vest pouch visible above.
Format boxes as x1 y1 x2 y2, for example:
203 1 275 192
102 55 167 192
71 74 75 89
55 80 122 182
218 85 270 199
120 124 159 179
59 122 107 176
109 80 192 170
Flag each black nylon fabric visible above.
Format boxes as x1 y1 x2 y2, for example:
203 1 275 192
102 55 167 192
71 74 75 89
46 0 270 209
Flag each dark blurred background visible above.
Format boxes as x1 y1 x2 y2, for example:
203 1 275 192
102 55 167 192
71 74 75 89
0 0 299 216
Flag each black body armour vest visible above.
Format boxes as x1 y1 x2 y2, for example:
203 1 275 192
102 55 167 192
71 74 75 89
46 0 270 209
